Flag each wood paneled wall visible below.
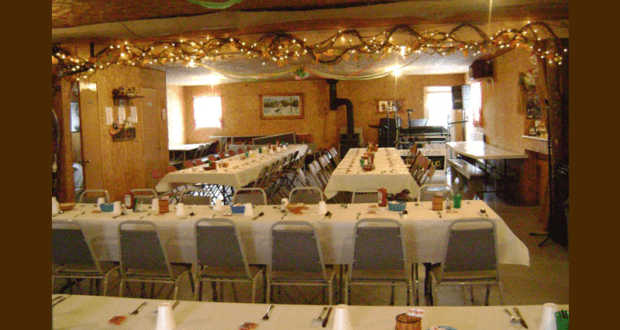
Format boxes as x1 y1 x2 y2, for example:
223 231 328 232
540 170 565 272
179 74 466 149
86 66 168 201
55 43 169 202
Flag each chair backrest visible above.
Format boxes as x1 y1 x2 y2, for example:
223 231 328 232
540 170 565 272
78 189 110 203
409 151 423 173
253 165 271 188
194 218 252 277
318 155 333 173
308 161 329 187
289 187 324 204
118 221 172 276
227 150 236 156
205 141 219 156
180 189 213 205
419 184 452 202
52 220 101 272
193 144 205 159
167 165 178 173
195 159 205 165
350 219 406 278
218 151 227 159
270 221 328 278
151 169 166 180
351 190 379 204
207 154 218 162
232 188 268 205
442 219 498 273
131 189 158 204
183 160 194 169
419 165 436 185
295 168 309 186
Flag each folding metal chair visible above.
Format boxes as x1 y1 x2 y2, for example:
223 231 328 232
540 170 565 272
267 221 336 304
52 220 119 296
289 186 325 204
345 219 416 305
130 189 158 204
118 220 193 300
78 189 110 203
232 188 268 206
351 190 379 204
429 218 502 306
194 218 265 302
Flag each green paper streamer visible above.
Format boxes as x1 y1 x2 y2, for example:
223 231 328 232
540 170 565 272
186 0 243 10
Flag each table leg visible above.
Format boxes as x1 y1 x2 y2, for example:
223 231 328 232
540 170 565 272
423 262 433 306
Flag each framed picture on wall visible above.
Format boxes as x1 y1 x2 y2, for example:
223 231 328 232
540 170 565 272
260 94 304 120
376 99 403 113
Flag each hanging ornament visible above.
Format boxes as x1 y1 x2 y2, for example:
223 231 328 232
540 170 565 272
293 67 309 80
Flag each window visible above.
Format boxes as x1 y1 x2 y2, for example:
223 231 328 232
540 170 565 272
423 86 453 128
466 82 482 141
194 96 222 129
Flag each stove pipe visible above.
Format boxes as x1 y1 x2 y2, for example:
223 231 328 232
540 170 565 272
327 79 354 138
327 79 359 155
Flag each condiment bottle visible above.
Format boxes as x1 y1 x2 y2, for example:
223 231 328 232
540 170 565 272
378 188 388 207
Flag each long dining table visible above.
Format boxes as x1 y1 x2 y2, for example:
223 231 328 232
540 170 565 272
155 144 309 193
52 294 567 330
323 148 421 200
51 200 529 268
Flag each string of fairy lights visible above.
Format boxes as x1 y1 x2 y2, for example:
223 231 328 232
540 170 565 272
52 22 567 81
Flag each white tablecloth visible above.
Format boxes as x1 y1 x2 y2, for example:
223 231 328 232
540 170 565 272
52 200 528 267
323 148 420 199
156 144 308 192
52 294 566 330
446 141 527 160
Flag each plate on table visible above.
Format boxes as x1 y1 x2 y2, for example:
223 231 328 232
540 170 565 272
426 327 456 330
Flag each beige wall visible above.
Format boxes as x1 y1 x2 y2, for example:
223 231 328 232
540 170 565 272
167 85 185 145
180 74 466 149
478 48 548 155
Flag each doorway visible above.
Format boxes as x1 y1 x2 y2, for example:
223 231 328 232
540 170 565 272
70 82 84 197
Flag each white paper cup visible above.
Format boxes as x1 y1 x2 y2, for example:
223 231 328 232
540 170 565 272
176 203 185 216
151 198 159 213
244 203 254 217
539 303 559 330
215 199 223 211
331 304 352 330
155 302 176 330
52 200 59 215
113 201 122 215
318 201 327 214
97 197 105 206
280 198 289 211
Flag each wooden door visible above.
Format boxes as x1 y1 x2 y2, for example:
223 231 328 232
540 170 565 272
79 82 104 189
140 88 163 189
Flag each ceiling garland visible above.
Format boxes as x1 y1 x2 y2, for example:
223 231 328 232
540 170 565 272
52 22 567 81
